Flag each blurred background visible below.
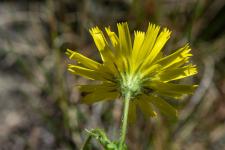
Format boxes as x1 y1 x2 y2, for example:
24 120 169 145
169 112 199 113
0 0 225 149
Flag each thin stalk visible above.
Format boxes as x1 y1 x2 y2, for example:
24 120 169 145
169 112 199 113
81 134 92 150
119 92 131 149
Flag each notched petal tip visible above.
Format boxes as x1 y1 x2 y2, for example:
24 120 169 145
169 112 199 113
134 30 145 36
105 26 119 47
193 84 198 88
68 68 76 73
162 27 172 33
65 48 74 57
185 64 198 75
89 26 101 35
148 22 161 32
117 22 128 27
152 111 157 117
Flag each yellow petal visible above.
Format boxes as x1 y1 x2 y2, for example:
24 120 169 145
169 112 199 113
105 26 131 74
68 65 107 80
89 27 115 62
154 91 183 99
147 81 198 98
155 51 163 60
144 94 177 121
117 22 132 56
156 44 192 69
89 27 107 51
113 55 130 74
82 91 119 104
128 100 137 124
79 82 117 93
105 27 119 48
141 28 171 69
138 23 160 60
141 64 162 78
158 64 197 82
66 49 100 70
148 81 197 94
137 97 157 117
90 27 120 77
132 31 145 57
131 31 145 71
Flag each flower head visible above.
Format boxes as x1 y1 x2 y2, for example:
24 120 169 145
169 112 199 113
66 22 197 122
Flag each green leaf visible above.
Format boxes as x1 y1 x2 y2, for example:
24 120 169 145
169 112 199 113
85 129 118 150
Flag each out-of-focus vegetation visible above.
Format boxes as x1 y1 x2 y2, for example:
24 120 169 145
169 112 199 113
0 0 225 149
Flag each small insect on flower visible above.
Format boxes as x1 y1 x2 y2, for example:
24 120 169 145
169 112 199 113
66 22 197 122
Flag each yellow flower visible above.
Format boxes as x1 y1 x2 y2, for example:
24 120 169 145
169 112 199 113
66 22 197 122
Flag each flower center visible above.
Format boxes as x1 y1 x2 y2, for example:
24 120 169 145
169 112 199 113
120 73 142 98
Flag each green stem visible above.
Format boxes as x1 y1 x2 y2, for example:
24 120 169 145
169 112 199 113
119 92 131 149
81 134 92 150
